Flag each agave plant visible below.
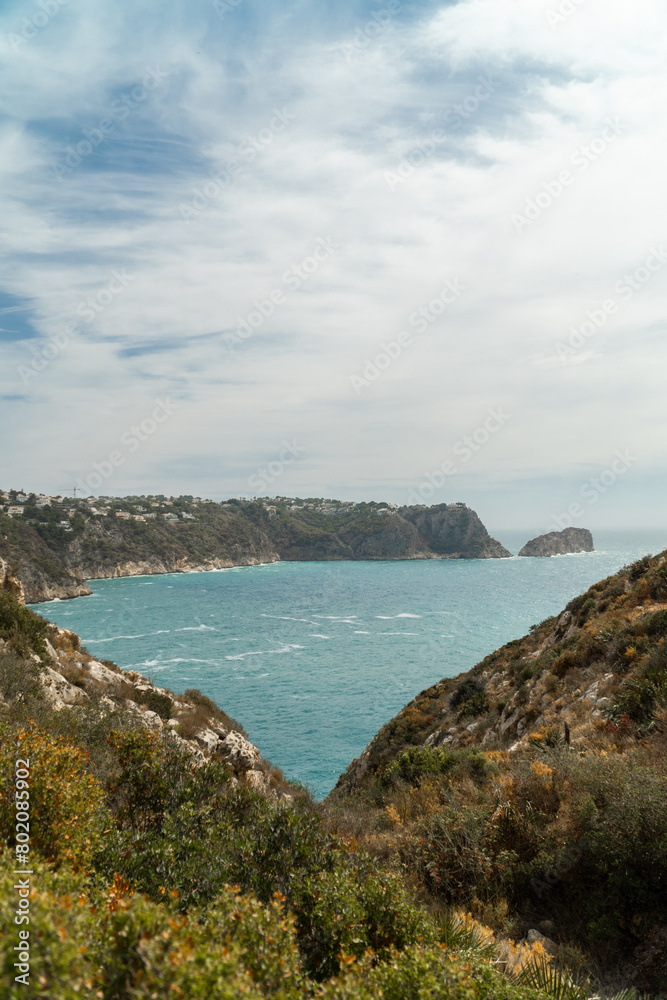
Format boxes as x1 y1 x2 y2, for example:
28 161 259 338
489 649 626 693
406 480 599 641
515 954 589 1000
435 909 497 960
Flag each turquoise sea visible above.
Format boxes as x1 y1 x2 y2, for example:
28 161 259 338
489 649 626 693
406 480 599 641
32 530 667 798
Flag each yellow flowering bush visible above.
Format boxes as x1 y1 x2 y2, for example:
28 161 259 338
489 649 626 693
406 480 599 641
0 723 111 870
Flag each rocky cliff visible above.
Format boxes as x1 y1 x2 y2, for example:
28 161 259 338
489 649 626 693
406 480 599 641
401 504 511 559
0 602 284 799
1 497 509 602
518 527 594 557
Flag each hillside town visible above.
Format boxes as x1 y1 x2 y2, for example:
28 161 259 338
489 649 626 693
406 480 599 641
0 490 400 526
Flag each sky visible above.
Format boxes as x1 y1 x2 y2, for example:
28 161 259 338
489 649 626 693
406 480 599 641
0 0 665 533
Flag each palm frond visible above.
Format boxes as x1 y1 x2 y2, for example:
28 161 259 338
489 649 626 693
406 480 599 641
435 910 496 960
516 954 589 1000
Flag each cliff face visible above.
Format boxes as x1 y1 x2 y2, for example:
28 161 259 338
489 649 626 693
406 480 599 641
1 498 509 602
0 612 284 799
401 504 511 559
518 527 594 557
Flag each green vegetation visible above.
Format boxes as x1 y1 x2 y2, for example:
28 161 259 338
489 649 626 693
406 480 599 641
0 593 590 1000
0 492 503 603
0 591 48 659
328 552 667 996
4 550 667 995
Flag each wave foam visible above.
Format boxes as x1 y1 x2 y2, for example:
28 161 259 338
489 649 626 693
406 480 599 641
376 613 421 619
225 644 305 662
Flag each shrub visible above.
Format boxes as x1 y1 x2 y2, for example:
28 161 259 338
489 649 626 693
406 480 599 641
0 722 111 870
183 688 247 735
183 687 220 715
104 728 195 834
551 649 580 678
626 556 652 581
135 688 173 720
384 746 457 786
450 678 489 720
409 806 494 902
518 752 667 957
0 651 44 705
294 863 434 980
632 608 667 638
610 644 667 728
177 702 215 737
0 856 291 1000
0 592 48 659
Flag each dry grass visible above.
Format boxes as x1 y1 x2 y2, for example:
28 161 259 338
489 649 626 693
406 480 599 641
176 703 214 739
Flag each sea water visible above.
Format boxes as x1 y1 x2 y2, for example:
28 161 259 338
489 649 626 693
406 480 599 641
32 529 666 798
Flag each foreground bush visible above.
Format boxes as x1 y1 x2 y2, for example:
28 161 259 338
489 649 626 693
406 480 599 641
0 592 48 660
0 723 111 870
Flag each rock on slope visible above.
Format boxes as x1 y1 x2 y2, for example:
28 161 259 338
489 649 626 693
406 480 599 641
518 527 594 557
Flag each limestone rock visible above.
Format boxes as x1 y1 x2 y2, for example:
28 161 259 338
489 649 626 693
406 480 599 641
519 528 594 558
141 710 164 730
218 731 262 773
527 928 557 955
245 769 269 792
0 558 26 603
88 660 125 686
195 728 221 753
41 666 89 708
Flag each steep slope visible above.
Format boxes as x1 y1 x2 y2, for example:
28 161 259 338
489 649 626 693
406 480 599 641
329 551 667 991
0 590 283 798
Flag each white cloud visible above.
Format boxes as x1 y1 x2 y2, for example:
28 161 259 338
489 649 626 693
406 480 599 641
0 0 666 528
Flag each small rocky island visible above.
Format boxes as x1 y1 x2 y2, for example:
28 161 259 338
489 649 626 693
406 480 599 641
518 526 594 557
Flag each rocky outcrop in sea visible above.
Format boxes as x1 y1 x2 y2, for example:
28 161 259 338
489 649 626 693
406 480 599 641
518 527 594 557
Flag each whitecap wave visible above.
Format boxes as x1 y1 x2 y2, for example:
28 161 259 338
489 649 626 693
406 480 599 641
311 615 358 621
175 625 217 632
262 614 318 624
86 633 150 643
376 613 421 619
225 644 305 661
